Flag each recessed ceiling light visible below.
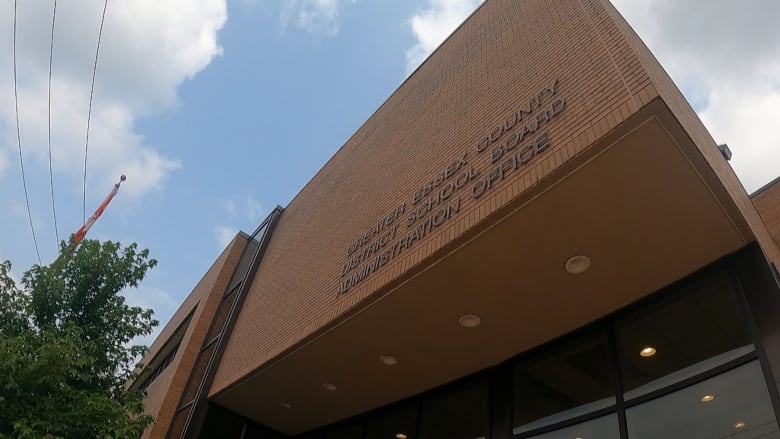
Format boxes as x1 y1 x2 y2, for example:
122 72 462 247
701 395 714 403
565 255 591 274
734 421 746 429
322 383 338 391
279 402 293 409
459 314 482 328
379 355 398 366
395 434 408 439
639 346 657 357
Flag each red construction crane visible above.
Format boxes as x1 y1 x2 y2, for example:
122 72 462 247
61 174 126 261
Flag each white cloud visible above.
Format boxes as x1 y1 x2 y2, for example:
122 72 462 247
133 329 161 352
0 0 227 198
0 146 7 175
215 224 238 249
213 195 262 249
0 249 21 284
280 0 357 35
611 0 780 192
245 195 263 221
123 285 177 314
405 0 483 74
403 0 780 191
123 285 178 347
223 200 237 217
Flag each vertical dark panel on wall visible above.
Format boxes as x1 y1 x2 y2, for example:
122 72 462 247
734 243 780 416
169 207 284 439
606 326 628 439
489 363 512 439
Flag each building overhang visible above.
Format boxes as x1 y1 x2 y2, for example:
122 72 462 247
211 99 753 434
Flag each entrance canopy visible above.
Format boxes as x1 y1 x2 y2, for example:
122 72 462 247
211 101 753 435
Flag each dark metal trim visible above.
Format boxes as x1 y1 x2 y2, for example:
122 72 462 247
514 407 618 438
178 400 194 412
606 324 628 439
621 350 758 409
510 353 760 438
172 206 284 439
489 363 512 439
732 245 780 422
223 283 241 299
187 243 780 439
295 249 777 439
131 309 196 392
202 334 220 352
412 398 423 439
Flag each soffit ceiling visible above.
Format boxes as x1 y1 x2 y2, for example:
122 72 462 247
213 107 749 435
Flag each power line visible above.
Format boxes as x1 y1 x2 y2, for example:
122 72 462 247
48 0 60 247
13 0 42 265
83 0 109 223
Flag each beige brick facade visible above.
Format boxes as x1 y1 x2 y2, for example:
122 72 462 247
139 235 247 439
212 0 779 395
754 178 780 248
135 0 780 436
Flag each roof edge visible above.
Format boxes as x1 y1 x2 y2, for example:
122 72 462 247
751 175 780 198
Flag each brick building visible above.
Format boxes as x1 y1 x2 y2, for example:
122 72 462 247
130 1 780 438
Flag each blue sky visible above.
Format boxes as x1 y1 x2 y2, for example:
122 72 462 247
2 0 779 342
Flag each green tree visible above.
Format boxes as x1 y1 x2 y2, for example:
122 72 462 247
0 240 159 439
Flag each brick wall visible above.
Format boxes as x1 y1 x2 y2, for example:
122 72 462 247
599 0 780 265
140 235 247 439
753 178 780 247
210 0 682 394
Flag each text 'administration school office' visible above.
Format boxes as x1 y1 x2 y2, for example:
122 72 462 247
131 1 780 438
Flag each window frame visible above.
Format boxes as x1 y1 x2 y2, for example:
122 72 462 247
292 251 780 439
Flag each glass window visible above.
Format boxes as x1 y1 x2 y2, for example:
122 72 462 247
513 331 615 434
525 413 619 439
327 420 364 439
626 360 779 439
615 270 754 398
200 404 246 439
366 404 418 439
420 380 488 439
245 423 287 439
